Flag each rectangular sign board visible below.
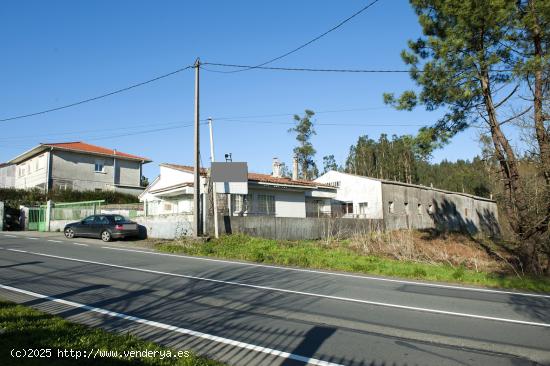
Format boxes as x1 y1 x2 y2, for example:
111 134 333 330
211 162 248 194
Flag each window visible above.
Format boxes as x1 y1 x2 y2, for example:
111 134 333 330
232 194 253 213
37 154 45 170
257 194 275 215
82 216 96 224
97 216 110 224
113 215 125 222
388 201 395 214
94 159 105 173
404 202 409 214
359 202 368 215
340 202 353 215
53 179 72 191
417 203 422 214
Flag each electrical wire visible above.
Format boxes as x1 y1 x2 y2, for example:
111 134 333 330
209 0 381 73
0 120 194 142
0 65 193 123
216 119 427 127
210 106 391 121
202 62 514 74
83 122 208 142
202 62 414 73
0 106 393 142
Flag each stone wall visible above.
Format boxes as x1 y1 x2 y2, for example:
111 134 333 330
135 214 194 239
48 214 194 240
381 181 500 237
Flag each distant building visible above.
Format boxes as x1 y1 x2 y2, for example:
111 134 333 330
140 160 336 218
0 163 16 188
315 170 500 236
7 141 151 196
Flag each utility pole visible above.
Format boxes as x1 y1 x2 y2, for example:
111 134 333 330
208 117 219 238
193 58 202 237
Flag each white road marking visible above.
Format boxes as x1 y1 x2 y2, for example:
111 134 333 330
47 240 62 243
72 243 88 246
27 237 38 240
102 246 550 299
4 248 550 328
0 284 342 366
2 235 17 238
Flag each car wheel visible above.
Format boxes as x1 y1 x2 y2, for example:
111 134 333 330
101 230 111 242
64 228 75 239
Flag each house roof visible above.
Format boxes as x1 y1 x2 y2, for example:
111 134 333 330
318 170 495 202
149 182 193 194
160 163 334 189
160 163 208 176
8 141 151 164
247 172 327 188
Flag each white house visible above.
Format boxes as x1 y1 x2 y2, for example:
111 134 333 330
7 141 151 195
314 170 384 218
140 161 336 218
315 170 500 235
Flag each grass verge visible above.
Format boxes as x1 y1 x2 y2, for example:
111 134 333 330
155 233 550 293
0 299 222 366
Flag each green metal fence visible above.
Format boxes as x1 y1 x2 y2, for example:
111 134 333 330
51 200 105 221
28 207 46 231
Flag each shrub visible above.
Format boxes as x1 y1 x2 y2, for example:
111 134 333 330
0 188 138 209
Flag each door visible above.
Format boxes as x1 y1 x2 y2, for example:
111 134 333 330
91 215 110 237
28 207 46 231
76 215 97 236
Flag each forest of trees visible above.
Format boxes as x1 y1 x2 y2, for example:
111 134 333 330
343 134 492 198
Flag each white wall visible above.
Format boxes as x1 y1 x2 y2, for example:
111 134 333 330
315 171 384 219
14 152 48 190
273 190 306 218
0 165 15 188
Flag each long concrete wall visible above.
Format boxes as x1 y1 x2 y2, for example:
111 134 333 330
48 214 194 240
134 214 193 239
381 182 500 237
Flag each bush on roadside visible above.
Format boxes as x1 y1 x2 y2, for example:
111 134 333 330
0 187 138 209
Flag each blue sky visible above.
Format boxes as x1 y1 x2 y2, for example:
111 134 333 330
0 0 492 179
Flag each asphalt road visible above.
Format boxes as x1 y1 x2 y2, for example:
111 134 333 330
0 232 549 366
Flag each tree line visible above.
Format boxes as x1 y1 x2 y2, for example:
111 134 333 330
289 0 549 274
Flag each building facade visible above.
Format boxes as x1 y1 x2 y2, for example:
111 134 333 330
315 171 500 236
7 141 151 196
0 163 15 188
140 162 336 218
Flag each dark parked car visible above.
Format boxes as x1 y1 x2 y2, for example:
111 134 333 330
64 214 139 242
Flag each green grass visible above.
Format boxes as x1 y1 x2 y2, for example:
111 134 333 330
0 300 222 366
155 234 550 293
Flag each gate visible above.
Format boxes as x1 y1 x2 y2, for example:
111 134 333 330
28 207 46 231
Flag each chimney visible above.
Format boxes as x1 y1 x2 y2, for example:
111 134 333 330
292 156 298 180
272 157 281 178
